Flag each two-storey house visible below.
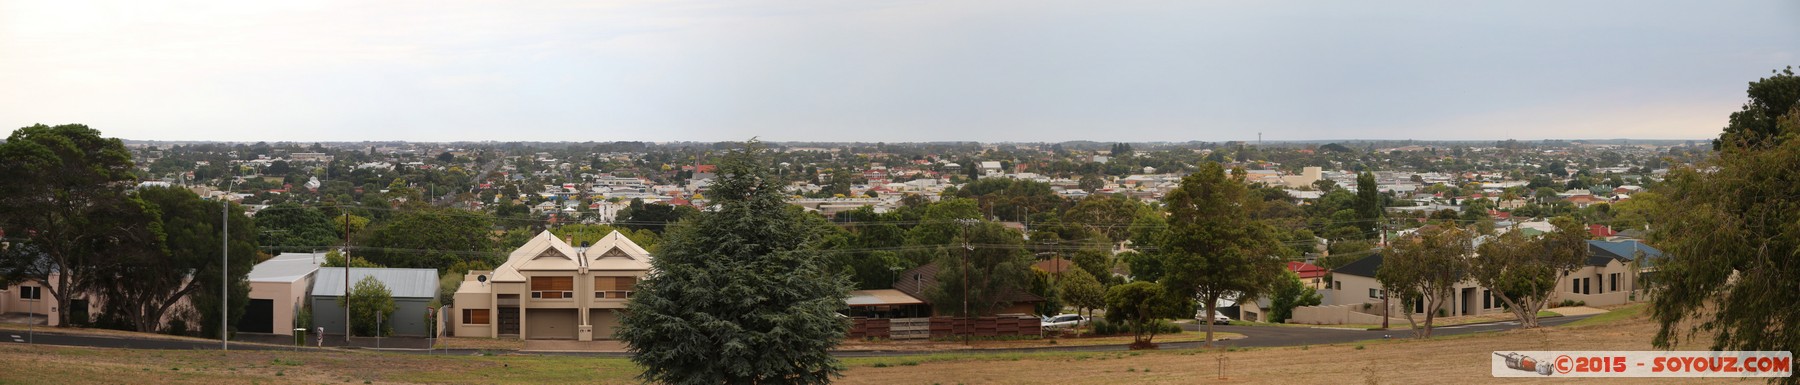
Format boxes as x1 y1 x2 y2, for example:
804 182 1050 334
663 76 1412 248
452 230 650 341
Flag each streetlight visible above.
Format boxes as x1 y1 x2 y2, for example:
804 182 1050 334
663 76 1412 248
222 177 241 351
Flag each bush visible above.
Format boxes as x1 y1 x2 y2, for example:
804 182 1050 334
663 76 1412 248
1092 318 1122 336
1090 318 1180 336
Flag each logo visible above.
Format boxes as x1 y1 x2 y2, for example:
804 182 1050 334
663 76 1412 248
1492 351 1792 378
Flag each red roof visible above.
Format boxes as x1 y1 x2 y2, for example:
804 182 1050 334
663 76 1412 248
1286 261 1327 279
1589 224 1617 238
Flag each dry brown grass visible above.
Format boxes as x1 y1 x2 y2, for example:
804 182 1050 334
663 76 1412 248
839 305 1733 384
0 306 1752 384
838 331 1244 351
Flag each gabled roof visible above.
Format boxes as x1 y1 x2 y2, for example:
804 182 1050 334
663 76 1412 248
492 231 576 282
584 231 653 271
1331 253 1384 279
1286 261 1327 279
1587 240 1662 267
492 230 654 281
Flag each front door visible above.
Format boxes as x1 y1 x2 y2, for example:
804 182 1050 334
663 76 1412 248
497 307 521 335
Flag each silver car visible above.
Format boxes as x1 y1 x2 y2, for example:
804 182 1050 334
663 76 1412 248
1041 314 1089 330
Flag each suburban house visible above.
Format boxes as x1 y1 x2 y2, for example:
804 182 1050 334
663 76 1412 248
1287 261 1328 290
1306 238 1663 324
1235 261 1336 322
1552 240 1661 307
452 230 651 340
241 252 325 335
891 262 1043 316
1321 252 1508 321
1 273 188 331
0 275 81 326
311 267 440 337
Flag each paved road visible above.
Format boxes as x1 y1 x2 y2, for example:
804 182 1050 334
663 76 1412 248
0 315 1593 358
1173 314 1592 349
0 330 290 351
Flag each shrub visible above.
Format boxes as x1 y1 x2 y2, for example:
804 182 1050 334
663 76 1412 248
1092 317 1181 336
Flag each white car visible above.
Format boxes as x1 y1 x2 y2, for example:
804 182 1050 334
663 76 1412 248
1041 314 1089 330
1197 311 1232 325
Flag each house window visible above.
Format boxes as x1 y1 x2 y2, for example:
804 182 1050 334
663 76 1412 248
1609 273 1619 292
530 276 574 299
595 276 637 299
1334 281 1342 290
462 309 490 325
1483 290 1492 309
1572 278 1580 294
18 286 42 300
1369 288 1380 299
1582 278 1591 295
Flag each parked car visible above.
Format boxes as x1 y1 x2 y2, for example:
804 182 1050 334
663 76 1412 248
1041 314 1089 330
1196 311 1232 325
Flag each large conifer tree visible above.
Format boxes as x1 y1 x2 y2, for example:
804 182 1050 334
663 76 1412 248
617 140 851 385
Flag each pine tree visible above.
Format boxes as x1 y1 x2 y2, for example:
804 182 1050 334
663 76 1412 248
617 140 851 385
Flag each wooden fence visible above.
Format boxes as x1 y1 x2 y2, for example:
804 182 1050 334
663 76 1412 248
848 316 1041 339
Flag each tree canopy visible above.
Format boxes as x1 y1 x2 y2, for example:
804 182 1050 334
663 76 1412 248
1467 217 1586 328
1649 67 1800 373
617 140 851 385
1158 162 1284 345
357 208 497 270
0 124 148 328
1377 225 1473 338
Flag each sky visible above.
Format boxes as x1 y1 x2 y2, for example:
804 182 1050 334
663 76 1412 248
1 1 1795 143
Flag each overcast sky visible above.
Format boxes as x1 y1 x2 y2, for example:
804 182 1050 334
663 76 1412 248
2 1 1795 143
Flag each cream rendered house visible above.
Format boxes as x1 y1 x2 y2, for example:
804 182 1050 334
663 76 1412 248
453 230 651 340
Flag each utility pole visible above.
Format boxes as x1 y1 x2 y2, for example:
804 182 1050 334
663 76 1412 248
1380 217 1390 330
958 218 976 346
222 194 230 351
223 178 240 351
344 211 352 343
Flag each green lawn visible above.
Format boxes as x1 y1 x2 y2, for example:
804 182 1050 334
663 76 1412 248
1564 304 1643 328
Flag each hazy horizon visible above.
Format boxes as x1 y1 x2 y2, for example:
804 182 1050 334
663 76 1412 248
4 1 1794 143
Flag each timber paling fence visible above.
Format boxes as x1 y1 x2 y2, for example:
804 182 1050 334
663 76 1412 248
849 316 1040 340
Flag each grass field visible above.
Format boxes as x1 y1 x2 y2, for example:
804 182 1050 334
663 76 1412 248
0 304 1747 384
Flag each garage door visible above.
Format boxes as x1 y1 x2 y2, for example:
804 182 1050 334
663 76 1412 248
239 299 274 333
525 309 578 340
588 309 623 339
